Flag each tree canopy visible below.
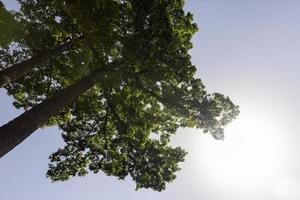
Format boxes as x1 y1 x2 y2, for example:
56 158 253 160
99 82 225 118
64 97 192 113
0 0 239 191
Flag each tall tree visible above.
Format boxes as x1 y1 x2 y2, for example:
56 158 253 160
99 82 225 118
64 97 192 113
0 0 239 191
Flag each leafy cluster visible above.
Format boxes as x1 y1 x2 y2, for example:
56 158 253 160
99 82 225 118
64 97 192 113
48 87 187 191
0 3 24 47
1 0 239 191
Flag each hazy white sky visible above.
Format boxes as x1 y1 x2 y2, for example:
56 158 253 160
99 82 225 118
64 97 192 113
1 0 300 199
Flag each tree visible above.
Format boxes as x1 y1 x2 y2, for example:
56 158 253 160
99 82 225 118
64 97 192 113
0 0 239 191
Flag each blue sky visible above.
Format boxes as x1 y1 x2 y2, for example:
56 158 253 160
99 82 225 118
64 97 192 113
2 1 300 199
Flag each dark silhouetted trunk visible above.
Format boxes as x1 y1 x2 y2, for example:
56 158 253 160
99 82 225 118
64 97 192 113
0 68 105 158
0 37 82 87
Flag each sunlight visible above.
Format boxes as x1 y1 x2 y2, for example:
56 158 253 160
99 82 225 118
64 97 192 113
196 105 287 191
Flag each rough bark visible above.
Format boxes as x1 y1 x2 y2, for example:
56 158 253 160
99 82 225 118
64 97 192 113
0 36 82 87
0 68 105 158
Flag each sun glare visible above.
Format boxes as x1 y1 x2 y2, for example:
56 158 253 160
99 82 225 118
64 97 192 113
195 105 288 193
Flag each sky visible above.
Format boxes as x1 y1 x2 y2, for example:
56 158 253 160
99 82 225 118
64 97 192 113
1 0 300 199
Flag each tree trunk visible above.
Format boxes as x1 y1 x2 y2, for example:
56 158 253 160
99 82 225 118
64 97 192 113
0 37 82 87
0 68 105 158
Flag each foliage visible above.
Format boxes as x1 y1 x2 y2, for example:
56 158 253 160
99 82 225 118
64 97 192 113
0 2 24 48
1 0 239 191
